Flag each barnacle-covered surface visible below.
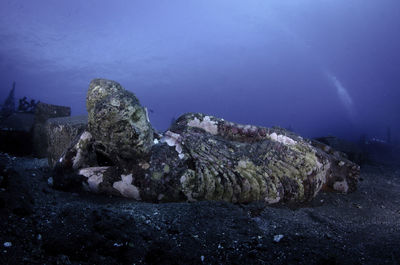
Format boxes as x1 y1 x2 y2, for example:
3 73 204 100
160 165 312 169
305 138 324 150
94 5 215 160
53 80 360 204
129 113 359 203
158 113 340 203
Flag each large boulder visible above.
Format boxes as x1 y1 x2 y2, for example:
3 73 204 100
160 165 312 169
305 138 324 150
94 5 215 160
53 79 360 204
86 79 154 167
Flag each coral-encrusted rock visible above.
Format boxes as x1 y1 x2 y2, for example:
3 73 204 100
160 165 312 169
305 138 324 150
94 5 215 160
86 79 154 166
53 79 360 204
46 115 88 167
150 113 359 203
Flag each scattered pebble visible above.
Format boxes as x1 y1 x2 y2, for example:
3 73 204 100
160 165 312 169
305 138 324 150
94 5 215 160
47 177 53 186
200 255 205 262
273 234 284 242
113 242 123 247
4 242 12 247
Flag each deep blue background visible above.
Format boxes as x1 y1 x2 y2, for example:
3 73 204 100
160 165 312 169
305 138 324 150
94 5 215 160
1 0 399 141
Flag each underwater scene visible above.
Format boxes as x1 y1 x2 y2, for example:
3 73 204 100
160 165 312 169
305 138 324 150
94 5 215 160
0 0 399 264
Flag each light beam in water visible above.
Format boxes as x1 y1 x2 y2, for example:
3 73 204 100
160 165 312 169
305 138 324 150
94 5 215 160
324 70 355 119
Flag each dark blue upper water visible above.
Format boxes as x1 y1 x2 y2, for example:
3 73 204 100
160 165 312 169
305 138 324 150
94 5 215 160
1 0 399 141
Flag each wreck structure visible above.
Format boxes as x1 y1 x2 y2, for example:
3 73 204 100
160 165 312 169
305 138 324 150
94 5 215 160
52 79 360 204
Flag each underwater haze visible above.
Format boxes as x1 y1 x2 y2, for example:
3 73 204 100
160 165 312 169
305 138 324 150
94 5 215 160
0 0 399 141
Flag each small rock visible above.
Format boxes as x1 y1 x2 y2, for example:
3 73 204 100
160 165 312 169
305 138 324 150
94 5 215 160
3 242 12 247
273 234 284 242
47 177 53 186
200 255 205 262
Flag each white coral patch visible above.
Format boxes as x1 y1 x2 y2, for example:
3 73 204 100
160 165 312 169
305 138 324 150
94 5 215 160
144 107 150 123
161 130 183 155
265 195 281 204
72 149 84 169
79 131 92 142
269 133 297 146
72 131 93 169
113 174 141 200
79 167 108 192
333 180 349 193
110 98 120 107
187 116 218 135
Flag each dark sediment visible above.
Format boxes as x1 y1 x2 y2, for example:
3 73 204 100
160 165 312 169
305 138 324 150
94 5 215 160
0 152 399 264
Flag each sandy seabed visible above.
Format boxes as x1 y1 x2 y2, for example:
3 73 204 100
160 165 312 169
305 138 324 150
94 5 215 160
0 153 399 265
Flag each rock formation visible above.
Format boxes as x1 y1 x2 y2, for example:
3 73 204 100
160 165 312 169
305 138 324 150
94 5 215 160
86 79 154 168
52 79 360 204
46 115 88 167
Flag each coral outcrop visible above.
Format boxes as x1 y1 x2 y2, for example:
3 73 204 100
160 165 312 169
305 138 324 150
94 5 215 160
86 79 154 167
53 79 360 204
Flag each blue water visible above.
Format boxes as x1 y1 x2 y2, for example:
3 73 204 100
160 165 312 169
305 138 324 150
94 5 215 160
0 0 399 141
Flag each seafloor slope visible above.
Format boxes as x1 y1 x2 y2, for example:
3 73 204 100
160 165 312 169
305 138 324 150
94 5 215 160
0 152 399 264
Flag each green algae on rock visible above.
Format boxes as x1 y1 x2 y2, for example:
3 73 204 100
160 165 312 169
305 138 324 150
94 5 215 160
52 79 360 204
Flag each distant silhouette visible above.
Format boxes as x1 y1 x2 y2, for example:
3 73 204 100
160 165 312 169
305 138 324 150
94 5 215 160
0 81 16 118
18 96 39 113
